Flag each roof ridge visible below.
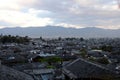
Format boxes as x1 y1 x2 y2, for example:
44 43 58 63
66 58 109 71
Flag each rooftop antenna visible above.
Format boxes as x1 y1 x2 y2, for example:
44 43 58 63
117 0 120 8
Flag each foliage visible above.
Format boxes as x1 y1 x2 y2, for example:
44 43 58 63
0 35 30 44
80 37 84 41
65 37 76 40
100 45 113 52
88 56 96 62
46 56 62 63
96 57 109 64
80 49 87 58
37 56 62 64
46 65 55 69
37 58 47 62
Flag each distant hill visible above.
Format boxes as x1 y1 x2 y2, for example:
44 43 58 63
0 26 120 38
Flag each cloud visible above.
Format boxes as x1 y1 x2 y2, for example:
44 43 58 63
0 0 120 29
0 0 36 10
55 23 84 29
31 0 120 29
0 9 53 28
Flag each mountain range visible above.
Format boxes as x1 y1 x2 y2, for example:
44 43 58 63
0 26 120 38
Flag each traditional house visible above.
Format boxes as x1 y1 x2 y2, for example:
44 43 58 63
63 58 119 80
24 68 54 80
1 54 26 65
0 64 34 80
87 50 109 58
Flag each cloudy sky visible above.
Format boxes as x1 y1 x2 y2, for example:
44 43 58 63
0 0 120 29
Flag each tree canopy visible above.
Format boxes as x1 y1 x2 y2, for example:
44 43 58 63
0 35 30 44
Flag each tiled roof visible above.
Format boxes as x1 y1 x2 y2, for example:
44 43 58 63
63 58 117 79
0 65 34 80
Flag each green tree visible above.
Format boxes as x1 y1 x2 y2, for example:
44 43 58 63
97 57 109 64
100 45 113 52
80 37 84 41
80 48 87 58
47 57 62 63
0 35 30 44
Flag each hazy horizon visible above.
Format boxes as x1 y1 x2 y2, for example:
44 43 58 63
0 26 120 38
